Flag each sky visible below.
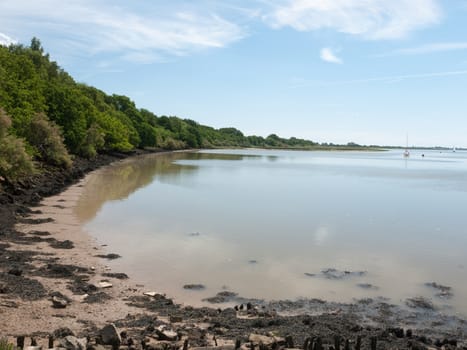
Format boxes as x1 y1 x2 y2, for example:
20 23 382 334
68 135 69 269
1 0 467 147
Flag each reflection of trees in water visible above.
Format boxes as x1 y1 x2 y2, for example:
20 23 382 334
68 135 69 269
75 152 258 222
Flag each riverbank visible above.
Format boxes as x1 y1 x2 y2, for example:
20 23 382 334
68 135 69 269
1 151 466 349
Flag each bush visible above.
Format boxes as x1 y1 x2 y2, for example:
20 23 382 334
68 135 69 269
79 123 105 158
0 338 16 350
162 137 185 150
27 112 72 168
0 109 35 182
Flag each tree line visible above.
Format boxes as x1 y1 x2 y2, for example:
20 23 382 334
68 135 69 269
0 38 365 183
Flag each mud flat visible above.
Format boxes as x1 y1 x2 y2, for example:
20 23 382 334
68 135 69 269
1 152 467 349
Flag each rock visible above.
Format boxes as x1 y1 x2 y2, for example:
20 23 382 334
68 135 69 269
144 338 181 350
52 295 68 308
248 334 285 346
203 291 238 303
424 282 453 299
59 336 87 350
86 345 106 350
98 282 113 288
8 268 22 276
102 272 129 279
155 326 178 341
321 268 366 280
191 347 235 350
406 296 435 310
99 323 122 346
95 253 121 260
25 347 42 350
170 315 183 323
356 283 379 290
50 240 74 249
53 328 74 338
144 291 165 298
183 284 205 290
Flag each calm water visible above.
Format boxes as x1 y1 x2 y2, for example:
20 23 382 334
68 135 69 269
76 149 467 314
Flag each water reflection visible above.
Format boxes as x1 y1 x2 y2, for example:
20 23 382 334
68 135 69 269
76 151 267 222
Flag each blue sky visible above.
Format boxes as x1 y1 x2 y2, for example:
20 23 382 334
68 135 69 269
1 0 467 147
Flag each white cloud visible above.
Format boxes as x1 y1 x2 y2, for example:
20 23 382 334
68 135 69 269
289 69 467 89
320 48 342 64
0 32 16 46
0 1 246 62
266 0 441 39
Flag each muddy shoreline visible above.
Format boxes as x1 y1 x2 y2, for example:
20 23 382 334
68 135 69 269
1 150 466 349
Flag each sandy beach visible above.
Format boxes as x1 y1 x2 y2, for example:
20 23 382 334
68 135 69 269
1 172 146 335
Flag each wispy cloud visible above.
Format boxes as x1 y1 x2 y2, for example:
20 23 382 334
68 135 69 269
377 42 467 56
265 0 442 39
0 1 246 63
320 47 342 64
289 69 467 88
0 32 16 46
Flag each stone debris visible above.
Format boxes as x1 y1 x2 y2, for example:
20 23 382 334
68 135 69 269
155 325 178 341
97 282 113 289
425 282 453 299
99 323 122 346
304 268 367 280
183 284 205 290
102 272 129 279
406 296 435 310
52 295 68 308
169 315 183 323
203 291 238 303
95 253 121 260
356 283 379 290
59 336 87 350
144 291 165 298
248 334 285 346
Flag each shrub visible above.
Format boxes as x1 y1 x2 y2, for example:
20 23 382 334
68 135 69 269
0 109 35 182
27 112 72 168
162 137 185 150
79 123 105 158
0 338 16 350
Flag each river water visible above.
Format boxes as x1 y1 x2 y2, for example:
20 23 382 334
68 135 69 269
75 149 467 315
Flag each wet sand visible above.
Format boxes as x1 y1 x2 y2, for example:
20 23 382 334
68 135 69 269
1 174 146 334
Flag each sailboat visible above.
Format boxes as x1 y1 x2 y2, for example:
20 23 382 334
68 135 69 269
403 134 410 158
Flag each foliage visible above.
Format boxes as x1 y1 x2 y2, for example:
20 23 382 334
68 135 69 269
0 338 16 350
27 113 72 168
0 109 35 181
